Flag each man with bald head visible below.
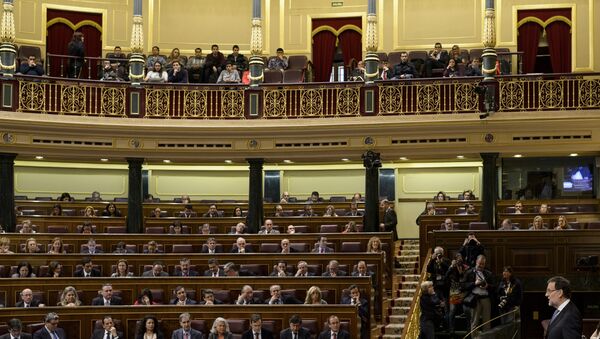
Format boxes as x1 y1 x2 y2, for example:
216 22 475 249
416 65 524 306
16 288 43 307
258 219 280 234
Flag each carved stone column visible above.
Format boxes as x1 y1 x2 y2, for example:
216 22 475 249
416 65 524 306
481 0 497 81
247 158 264 233
0 153 16 231
363 150 381 232
249 0 264 86
0 0 17 75
128 0 145 82
364 0 379 83
127 158 144 233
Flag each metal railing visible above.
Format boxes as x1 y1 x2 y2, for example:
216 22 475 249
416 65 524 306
400 248 432 339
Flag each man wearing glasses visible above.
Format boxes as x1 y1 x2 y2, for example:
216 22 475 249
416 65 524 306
33 313 66 339
544 276 582 339
1 318 32 339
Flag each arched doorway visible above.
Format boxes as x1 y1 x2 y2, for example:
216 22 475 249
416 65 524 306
311 17 362 82
46 9 102 79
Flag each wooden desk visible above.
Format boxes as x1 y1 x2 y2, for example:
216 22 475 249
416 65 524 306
423 200 482 214
0 305 360 339
496 212 600 229
16 216 126 233
417 214 481 258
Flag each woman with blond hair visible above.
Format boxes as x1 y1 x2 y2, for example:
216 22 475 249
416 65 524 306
58 286 81 306
304 285 328 304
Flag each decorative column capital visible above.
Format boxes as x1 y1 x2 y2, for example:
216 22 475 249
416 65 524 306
130 15 144 54
0 1 16 43
482 8 496 48
250 18 263 56
365 14 378 52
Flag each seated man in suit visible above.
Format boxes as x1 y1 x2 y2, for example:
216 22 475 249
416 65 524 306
33 312 66 339
294 261 314 277
280 238 297 254
204 258 225 277
143 240 163 254
169 286 197 305
223 262 256 277
322 259 347 277
270 260 292 277
201 237 223 254
229 222 246 235
265 284 301 305
0 318 33 339
81 238 103 254
280 314 311 339
312 236 334 253
172 312 203 339
341 285 369 339
318 315 350 339
16 288 44 307
173 258 200 277
91 283 123 306
345 202 363 216
199 223 213 235
203 204 222 218
300 204 318 217
242 314 274 339
198 289 224 305
18 55 44 76
236 285 262 305
74 257 101 277
142 261 169 277
352 260 375 278
231 237 253 253
258 219 280 234
91 315 123 339
179 204 196 218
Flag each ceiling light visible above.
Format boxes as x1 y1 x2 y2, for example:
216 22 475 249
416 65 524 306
399 157 408 161
283 160 293 164
569 153 578 157
163 159 171 163
456 155 465 159
100 158 109 162
341 158 350 162
35 156 44 160
224 160 233 164
513 154 522 158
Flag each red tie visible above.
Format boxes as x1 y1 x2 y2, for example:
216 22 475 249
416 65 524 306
184 332 189 339
332 333 337 339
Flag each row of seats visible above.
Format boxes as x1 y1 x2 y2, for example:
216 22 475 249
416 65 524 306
16 195 356 202
440 220 600 230
377 48 512 67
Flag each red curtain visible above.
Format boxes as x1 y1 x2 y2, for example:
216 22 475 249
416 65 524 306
312 31 337 82
518 22 542 74
338 30 362 67
312 17 362 82
546 21 571 73
46 9 102 78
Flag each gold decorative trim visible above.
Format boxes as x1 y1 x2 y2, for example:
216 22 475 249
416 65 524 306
516 15 572 29
46 17 102 32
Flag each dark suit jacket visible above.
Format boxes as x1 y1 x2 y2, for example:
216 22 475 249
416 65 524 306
173 269 200 277
280 328 311 339
200 247 223 254
80 248 104 254
312 246 334 253
341 297 369 322
345 210 364 217
545 300 582 339
74 268 102 277
384 207 397 233
91 328 124 339
203 269 225 277
16 299 42 307
317 330 351 339
169 298 197 305
241 328 274 339
230 247 254 253
322 270 347 277
33 327 67 339
91 296 123 306
0 333 32 339
171 328 203 339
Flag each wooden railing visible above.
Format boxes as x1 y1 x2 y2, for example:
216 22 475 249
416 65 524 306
400 248 432 339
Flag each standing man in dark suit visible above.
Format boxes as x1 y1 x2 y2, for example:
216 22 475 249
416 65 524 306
317 315 350 339
33 312 67 339
74 257 102 277
545 276 582 339
171 312 203 339
382 199 398 240
0 318 33 339
279 315 311 339
91 283 123 306
241 314 274 339
15 288 43 307
90 315 123 339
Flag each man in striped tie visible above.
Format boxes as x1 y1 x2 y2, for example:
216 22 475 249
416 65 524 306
32 313 66 339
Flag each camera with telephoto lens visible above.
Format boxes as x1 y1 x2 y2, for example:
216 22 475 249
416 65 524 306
498 296 508 309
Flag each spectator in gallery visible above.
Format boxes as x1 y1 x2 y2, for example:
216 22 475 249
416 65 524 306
205 44 226 83
529 215 547 230
167 60 188 83
50 204 63 216
217 62 241 84
187 47 206 83
465 57 483 77
146 45 167 69
167 47 186 70
18 54 44 76
443 58 460 77
391 52 417 79
144 61 168 83
226 45 248 74
268 48 288 71
424 42 449 78
67 32 85 78
102 203 121 217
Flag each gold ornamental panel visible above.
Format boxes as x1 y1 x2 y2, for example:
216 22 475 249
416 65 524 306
145 89 170 117
300 88 323 117
579 79 600 108
538 80 563 109
220 90 244 118
499 80 524 111
417 84 440 113
183 90 208 118
101 87 126 116
61 85 86 114
336 87 360 116
378 85 403 115
18 80 45 112
263 89 287 118
454 82 479 112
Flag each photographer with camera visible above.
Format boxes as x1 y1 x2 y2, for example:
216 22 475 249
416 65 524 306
496 266 522 324
446 253 470 334
462 254 495 336
427 247 451 299
459 232 485 267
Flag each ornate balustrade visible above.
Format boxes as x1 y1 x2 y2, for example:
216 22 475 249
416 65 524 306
3 73 599 119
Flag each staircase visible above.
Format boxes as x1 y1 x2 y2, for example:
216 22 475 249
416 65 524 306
379 239 421 338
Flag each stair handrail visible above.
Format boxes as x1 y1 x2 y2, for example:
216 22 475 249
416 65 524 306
400 248 432 338
462 306 521 339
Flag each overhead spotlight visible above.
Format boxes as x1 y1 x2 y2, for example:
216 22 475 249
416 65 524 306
341 158 350 162
513 154 522 158
224 160 233 164
283 160 293 164
569 153 578 157
35 156 44 160
163 159 171 163
399 157 408 161
456 155 465 159
100 158 109 162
